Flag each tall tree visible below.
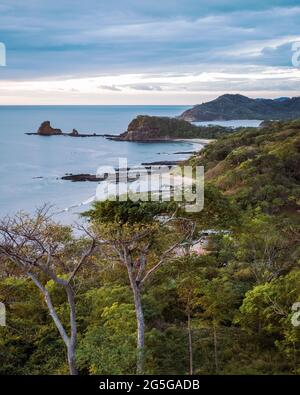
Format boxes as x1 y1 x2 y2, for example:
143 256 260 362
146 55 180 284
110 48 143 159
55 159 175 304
0 207 96 375
83 200 195 374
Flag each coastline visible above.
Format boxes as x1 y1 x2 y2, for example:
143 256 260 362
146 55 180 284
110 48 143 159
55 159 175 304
2 106 209 222
26 132 108 138
60 138 211 183
58 138 209 215
172 138 215 145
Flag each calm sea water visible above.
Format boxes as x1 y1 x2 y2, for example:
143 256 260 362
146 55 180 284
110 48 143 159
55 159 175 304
195 119 262 128
0 105 198 223
0 106 262 224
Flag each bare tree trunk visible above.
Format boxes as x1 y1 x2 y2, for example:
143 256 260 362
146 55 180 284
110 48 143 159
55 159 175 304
0 209 97 376
187 312 193 375
29 272 78 375
45 286 78 375
67 342 78 375
134 288 145 375
213 321 218 374
66 284 78 376
127 265 145 375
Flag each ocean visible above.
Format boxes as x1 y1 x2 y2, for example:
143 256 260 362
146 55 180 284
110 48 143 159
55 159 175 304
0 105 192 223
0 105 262 224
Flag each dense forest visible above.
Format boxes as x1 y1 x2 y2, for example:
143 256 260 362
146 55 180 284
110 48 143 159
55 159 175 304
0 120 299 375
115 115 229 140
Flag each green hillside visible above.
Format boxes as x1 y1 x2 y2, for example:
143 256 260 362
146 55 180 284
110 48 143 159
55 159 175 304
189 119 300 215
1 120 300 376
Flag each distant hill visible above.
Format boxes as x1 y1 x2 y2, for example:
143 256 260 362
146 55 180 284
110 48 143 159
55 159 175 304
109 115 229 141
179 94 300 122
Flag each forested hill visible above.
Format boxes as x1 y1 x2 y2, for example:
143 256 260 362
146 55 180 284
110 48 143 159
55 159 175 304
189 119 300 215
110 115 229 140
179 94 300 122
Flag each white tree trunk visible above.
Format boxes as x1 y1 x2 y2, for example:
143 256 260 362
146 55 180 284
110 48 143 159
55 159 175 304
127 265 145 375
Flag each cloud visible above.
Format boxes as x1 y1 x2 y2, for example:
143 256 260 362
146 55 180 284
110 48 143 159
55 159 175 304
0 1 300 103
128 84 162 91
98 85 122 91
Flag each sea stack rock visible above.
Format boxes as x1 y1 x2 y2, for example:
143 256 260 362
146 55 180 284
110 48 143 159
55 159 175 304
70 128 79 136
37 121 62 136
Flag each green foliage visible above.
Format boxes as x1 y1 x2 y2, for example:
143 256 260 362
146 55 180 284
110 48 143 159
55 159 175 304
236 271 300 373
78 302 136 374
0 278 67 374
191 120 300 214
127 115 229 139
82 200 176 225
1 120 300 375
187 184 241 229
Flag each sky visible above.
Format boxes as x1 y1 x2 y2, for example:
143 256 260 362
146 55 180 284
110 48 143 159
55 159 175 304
0 0 299 105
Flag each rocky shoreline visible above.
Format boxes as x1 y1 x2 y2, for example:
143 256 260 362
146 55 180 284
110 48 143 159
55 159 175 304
26 132 108 138
61 161 181 183
28 119 211 183
140 160 181 166
27 119 221 142
62 174 104 182
26 121 113 138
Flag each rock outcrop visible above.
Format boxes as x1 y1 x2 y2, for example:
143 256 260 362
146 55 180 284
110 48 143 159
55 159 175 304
108 115 227 141
37 121 62 136
27 122 104 137
70 128 79 136
62 173 102 182
179 94 300 122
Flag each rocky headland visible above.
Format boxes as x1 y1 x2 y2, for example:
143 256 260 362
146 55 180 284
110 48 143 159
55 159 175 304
107 115 228 141
27 117 229 141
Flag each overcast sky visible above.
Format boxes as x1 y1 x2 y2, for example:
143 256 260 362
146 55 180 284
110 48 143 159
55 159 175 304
0 0 299 104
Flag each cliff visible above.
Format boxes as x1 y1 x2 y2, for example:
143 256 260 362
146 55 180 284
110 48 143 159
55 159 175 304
179 94 300 122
